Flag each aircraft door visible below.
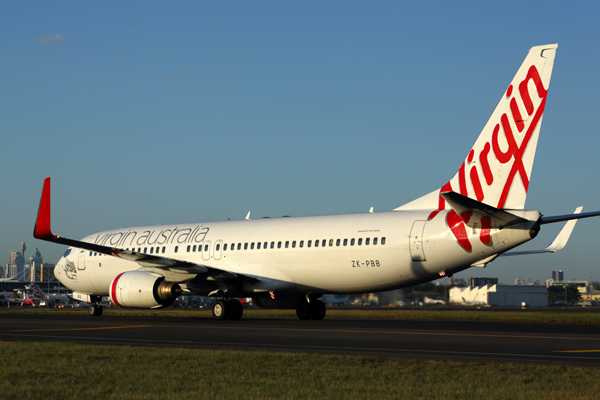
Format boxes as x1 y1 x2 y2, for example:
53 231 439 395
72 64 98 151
202 241 211 261
77 249 86 270
409 220 427 261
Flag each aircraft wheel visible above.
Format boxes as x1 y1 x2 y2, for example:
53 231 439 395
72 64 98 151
95 305 103 316
296 301 311 320
88 304 98 316
310 300 326 320
228 299 243 320
212 300 228 320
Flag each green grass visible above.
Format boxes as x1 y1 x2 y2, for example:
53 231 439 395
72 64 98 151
3 307 600 325
1 341 599 400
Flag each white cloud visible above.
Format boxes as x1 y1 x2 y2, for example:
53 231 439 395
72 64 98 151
36 34 67 45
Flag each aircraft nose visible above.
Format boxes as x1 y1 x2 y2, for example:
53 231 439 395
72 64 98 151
54 257 66 285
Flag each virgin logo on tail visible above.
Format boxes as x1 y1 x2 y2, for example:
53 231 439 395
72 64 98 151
434 64 550 251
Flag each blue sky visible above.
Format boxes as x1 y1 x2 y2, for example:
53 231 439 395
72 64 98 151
1 1 599 284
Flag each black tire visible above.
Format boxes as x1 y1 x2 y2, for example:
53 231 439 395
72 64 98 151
212 300 228 320
310 300 326 320
88 304 97 316
95 305 103 316
296 301 312 320
227 299 244 320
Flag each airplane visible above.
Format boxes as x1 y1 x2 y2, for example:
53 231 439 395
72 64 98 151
33 44 600 320
28 283 72 305
3 290 36 306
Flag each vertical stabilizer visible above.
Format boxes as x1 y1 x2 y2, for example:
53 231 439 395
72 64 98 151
397 44 557 212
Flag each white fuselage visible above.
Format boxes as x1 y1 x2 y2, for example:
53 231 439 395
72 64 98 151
54 209 535 297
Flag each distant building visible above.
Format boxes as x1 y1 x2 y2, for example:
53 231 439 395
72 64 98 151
467 277 498 287
450 284 548 307
8 251 25 279
552 270 564 282
515 278 523 285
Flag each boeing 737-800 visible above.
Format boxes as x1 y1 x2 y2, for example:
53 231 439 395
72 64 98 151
34 44 600 320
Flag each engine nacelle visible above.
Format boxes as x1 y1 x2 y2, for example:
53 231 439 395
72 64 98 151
109 271 182 309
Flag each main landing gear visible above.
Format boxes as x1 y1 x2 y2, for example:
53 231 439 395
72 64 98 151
212 299 244 320
88 303 103 316
296 299 326 320
87 296 103 316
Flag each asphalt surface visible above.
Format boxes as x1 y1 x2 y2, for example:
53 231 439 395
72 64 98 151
2 311 600 365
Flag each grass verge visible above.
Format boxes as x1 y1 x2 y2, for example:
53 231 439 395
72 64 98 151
1 341 599 400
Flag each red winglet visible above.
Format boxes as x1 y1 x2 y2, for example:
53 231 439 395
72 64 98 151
33 177 56 239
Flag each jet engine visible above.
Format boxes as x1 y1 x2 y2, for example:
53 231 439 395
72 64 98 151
109 271 182 309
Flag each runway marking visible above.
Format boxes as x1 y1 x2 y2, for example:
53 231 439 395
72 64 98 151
3 332 600 365
182 325 600 342
9 325 153 332
555 349 600 353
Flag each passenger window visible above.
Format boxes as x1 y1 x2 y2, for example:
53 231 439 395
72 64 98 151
89 251 92 256
336 239 340 246
174 246 178 253
264 242 268 249
382 237 386 245
343 239 348 246
138 248 141 253
192 245 196 252
315 240 319 248
257 242 261 249
251 243 255 250
308 240 312 247
322 239 326 247
351 238 355 246
205 244 209 252
366 238 370 245
329 239 334 247
237 243 241 250
285 241 289 248
244 243 248 250
144 247 147 253
299 240 304 248
291 241 295 248
373 237 378 245
224 244 228 251
162 247 166 253
185 246 189 253
358 238 362 246
278 241 282 249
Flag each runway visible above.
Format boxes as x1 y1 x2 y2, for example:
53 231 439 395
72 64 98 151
2 312 600 365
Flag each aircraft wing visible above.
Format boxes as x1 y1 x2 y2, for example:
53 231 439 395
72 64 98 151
33 178 236 279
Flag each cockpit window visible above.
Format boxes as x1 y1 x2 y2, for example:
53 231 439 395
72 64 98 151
63 249 71 257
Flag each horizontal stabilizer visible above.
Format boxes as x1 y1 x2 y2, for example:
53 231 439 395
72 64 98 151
440 191 530 229
541 209 600 224
501 207 582 256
